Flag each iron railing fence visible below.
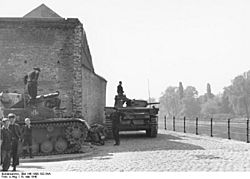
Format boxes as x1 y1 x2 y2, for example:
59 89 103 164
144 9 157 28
161 116 249 143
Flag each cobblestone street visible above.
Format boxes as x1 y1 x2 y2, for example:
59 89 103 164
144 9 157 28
17 130 250 172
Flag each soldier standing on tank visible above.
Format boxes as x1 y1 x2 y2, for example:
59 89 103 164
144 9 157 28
22 118 33 158
0 118 12 171
24 67 41 104
111 109 123 146
8 113 21 171
117 81 124 96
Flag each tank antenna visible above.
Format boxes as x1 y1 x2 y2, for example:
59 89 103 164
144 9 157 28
147 79 151 104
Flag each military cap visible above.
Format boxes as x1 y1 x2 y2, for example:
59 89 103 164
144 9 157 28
33 67 41 72
25 118 30 122
8 113 16 118
2 118 9 122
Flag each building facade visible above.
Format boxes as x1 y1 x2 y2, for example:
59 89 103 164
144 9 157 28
0 4 106 124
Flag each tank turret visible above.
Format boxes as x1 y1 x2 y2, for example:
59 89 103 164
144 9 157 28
114 94 159 108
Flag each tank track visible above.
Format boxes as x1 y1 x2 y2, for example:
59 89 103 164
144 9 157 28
19 119 88 156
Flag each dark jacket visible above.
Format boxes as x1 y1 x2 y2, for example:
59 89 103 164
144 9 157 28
1 127 12 150
9 123 21 141
117 84 124 95
111 111 124 128
23 125 32 140
24 70 39 85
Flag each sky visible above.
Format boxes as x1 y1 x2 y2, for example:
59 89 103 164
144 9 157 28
1 0 250 106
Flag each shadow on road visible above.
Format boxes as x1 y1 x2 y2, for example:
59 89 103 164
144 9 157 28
77 131 205 161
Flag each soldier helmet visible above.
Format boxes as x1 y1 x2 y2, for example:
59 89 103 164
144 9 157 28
33 67 41 72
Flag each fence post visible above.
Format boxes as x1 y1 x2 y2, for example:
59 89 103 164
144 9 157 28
210 118 213 137
173 116 175 131
183 116 186 133
164 116 167 130
196 117 198 135
247 119 249 143
228 118 231 140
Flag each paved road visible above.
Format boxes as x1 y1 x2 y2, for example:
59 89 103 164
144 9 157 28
16 130 250 172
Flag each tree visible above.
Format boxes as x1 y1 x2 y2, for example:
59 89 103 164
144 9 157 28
225 71 250 118
179 82 184 100
206 83 214 99
201 97 219 118
180 86 201 118
159 86 182 119
219 90 233 114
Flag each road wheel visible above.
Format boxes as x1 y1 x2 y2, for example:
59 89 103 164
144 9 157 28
65 123 87 145
41 140 53 154
54 138 68 153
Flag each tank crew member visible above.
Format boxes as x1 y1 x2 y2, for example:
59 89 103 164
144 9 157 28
117 81 124 96
8 113 21 171
111 109 123 146
24 67 41 103
0 118 12 171
22 118 33 158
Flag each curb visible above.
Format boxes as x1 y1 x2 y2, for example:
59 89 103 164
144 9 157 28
19 151 94 163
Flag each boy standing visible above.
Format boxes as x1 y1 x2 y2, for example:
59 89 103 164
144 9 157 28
22 118 33 158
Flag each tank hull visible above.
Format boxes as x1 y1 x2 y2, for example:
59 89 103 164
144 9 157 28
104 107 158 138
17 118 89 156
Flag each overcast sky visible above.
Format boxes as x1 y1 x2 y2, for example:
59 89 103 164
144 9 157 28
1 0 250 105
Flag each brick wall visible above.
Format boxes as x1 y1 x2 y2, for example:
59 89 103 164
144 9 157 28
0 18 106 123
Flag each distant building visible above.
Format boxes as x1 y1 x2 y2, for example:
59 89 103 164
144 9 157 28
0 4 106 124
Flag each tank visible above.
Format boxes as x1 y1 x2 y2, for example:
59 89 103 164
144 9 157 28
104 94 159 138
0 91 89 156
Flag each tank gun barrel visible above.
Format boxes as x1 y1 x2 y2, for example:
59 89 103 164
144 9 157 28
147 102 160 105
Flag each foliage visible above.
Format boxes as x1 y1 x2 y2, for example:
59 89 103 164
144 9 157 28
159 70 250 120
180 86 201 118
201 98 219 118
206 83 214 99
159 86 182 119
225 71 250 118
179 82 184 99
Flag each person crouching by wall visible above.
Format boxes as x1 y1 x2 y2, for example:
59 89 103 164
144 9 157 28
22 118 33 158
0 118 12 171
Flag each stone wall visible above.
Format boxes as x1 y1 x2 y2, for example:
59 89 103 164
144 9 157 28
0 18 106 123
82 68 106 124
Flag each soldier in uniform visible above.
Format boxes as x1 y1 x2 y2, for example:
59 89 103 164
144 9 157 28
117 81 124 96
24 67 41 104
0 118 12 171
111 109 123 146
8 113 21 171
22 118 33 158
